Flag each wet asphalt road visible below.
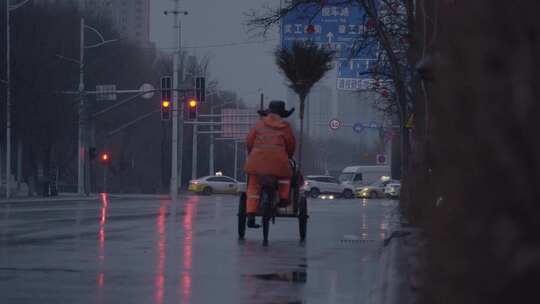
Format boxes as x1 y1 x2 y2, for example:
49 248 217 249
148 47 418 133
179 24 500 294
0 194 399 304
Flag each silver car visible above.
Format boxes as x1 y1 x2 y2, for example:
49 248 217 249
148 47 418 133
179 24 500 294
384 182 401 199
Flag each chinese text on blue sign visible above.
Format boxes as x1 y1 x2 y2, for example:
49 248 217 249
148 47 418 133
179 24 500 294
281 0 378 90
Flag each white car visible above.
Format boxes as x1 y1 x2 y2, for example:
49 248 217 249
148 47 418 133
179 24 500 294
384 182 401 198
188 175 244 195
303 175 355 199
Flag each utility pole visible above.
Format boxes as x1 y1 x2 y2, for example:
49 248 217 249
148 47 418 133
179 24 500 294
6 0 11 198
77 17 86 195
5 0 31 198
165 1 188 197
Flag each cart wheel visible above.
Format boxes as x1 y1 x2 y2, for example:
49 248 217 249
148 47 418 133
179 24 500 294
298 196 308 242
238 193 247 240
262 191 272 246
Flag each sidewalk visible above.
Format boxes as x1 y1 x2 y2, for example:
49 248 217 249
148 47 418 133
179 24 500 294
369 216 425 304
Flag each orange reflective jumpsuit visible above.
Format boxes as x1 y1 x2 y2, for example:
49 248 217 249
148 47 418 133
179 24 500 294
244 114 296 214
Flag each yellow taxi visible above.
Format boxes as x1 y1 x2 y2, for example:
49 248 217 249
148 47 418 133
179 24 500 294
188 174 244 195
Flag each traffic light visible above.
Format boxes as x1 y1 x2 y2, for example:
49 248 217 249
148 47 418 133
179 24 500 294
195 77 205 102
100 152 111 166
187 98 198 120
160 76 172 121
161 100 171 120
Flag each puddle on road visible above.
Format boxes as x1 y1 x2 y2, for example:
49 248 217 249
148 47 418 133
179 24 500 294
246 271 307 283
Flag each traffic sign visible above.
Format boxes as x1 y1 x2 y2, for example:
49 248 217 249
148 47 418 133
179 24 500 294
222 109 259 139
329 118 342 130
96 85 117 101
385 130 397 141
405 113 415 129
352 123 364 133
376 154 388 165
139 83 155 99
281 0 378 88
368 122 379 128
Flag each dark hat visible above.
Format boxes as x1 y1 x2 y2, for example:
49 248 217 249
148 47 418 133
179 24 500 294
257 100 295 118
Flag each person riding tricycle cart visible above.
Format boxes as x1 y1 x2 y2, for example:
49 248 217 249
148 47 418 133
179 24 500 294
237 101 308 246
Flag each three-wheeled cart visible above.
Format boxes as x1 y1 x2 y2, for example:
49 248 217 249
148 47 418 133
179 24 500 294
237 163 308 246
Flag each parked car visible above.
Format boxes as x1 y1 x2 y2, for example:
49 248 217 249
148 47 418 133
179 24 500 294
303 175 355 199
188 175 243 195
356 179 398 199
384 182 401 199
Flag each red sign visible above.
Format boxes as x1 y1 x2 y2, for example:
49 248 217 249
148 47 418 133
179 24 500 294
329 119 342 130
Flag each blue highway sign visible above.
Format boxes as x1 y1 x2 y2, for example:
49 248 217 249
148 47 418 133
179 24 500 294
281 0 378 89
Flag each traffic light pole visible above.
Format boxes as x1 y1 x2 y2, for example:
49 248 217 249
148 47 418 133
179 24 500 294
209 95 214 175
192 120 198 180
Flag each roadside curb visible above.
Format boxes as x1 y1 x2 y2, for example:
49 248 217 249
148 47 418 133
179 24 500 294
370 226 423 304
0 195 100 204
0 193 195 204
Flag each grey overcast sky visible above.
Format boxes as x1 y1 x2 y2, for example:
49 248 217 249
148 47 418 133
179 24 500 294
150 0 287 106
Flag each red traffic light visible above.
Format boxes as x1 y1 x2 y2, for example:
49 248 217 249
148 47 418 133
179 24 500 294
162 100 171 108
100 152 111 166
188 99 197 108
101 153 110 161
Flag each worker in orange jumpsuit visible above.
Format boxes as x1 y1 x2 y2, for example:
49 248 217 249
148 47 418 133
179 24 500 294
244 100 296 228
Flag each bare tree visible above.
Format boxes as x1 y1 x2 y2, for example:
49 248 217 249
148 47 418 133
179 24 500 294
274 41 334 169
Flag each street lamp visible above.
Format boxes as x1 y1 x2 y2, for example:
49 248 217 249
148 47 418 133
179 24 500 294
69 18 117 195
5 0 31 198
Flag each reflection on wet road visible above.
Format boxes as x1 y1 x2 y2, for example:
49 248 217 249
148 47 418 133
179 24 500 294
0 194 398 304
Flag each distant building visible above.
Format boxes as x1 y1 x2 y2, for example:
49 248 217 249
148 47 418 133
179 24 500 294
40 0 150 46
85 0 150 46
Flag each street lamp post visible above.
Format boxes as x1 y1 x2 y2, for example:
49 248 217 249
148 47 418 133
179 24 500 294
74 18 117 195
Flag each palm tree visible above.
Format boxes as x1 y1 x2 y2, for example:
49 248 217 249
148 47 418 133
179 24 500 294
274 41 335 169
